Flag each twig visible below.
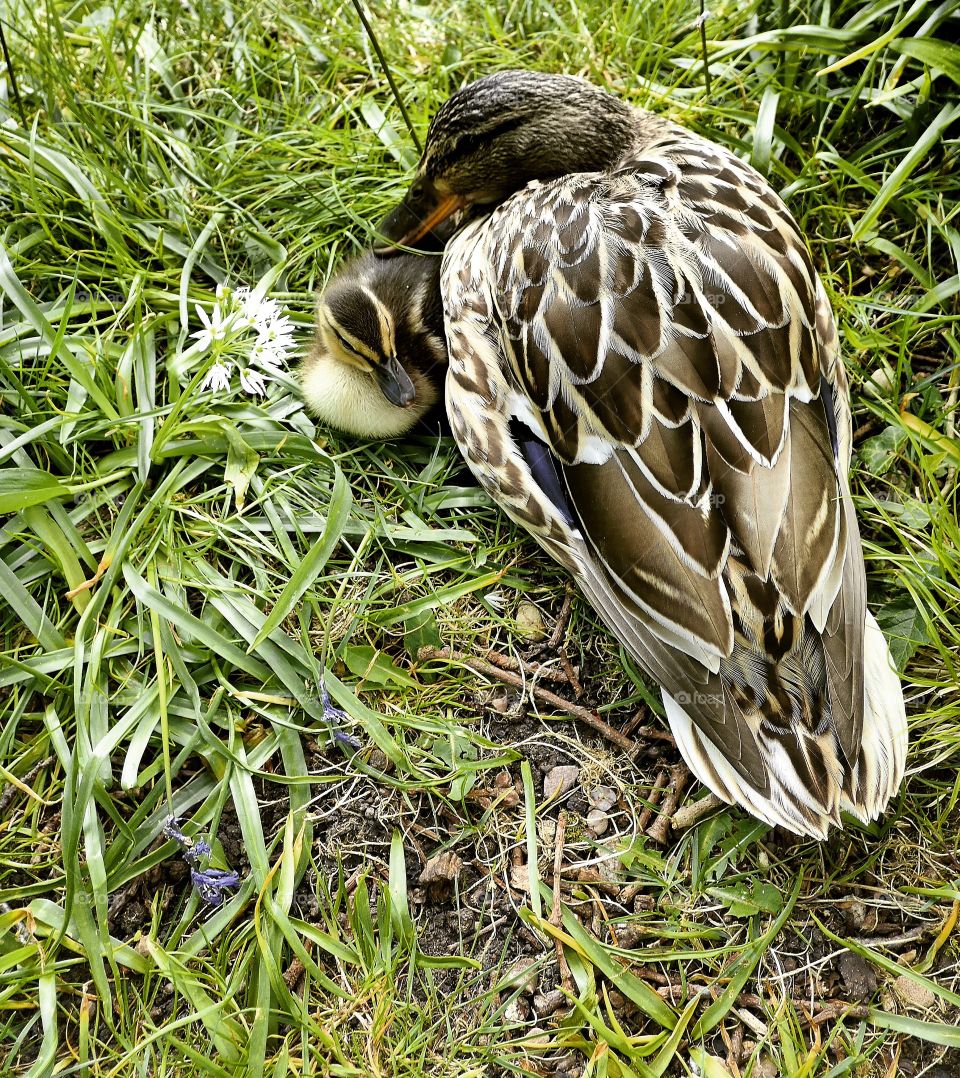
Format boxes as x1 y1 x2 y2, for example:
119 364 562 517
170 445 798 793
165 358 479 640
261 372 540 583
629 724 676 746
282 955 307 992
561 868 625 897
560 650 583 697
0 17 26 129
855 926 926 949
481 648 571 685
634 770 670 836
348 0 423 155
0 756 55 815
671 793 723 831
721 1023 744 1078
697 0 712 98
551 810 575 993
853 418 880 444
548 587 575 650
418 646 636 754
645 764 690 844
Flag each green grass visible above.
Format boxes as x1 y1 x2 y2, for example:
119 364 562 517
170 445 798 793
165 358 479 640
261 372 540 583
2 0 959 1075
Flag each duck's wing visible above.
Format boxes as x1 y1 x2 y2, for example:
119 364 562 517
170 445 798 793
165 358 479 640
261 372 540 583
442 142 904 836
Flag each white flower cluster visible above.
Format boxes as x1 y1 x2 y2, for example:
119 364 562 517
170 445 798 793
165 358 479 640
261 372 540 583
193 284 296 396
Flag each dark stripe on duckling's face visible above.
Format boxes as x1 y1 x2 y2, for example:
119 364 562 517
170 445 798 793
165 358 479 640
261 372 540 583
320 279 421 409
323 283 397 369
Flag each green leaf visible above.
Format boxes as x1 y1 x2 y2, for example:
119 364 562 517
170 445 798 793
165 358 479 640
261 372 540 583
865 1009 960 1047
404 608 443 661
0 553 67 652
358 98 419 168
708 881 783 918
0 469 69 513
859 425 907 474
689 1049 735 1077
341 645 419 688
890 37 960 86
371 569 505 627
248 465 352 651
648 993 702 1076
751 87 779 174
520 760 542 921
876 596 929 669
431 728 478 799
388 831 415 944
853 102 960 240
416 953 483 970
222 425 260 510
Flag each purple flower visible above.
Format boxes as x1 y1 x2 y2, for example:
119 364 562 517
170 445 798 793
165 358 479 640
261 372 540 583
191 867 241 906
320 681 362 751
163 817 191 847
164 817 240 906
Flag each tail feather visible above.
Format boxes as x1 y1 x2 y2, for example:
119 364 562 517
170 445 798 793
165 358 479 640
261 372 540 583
840 610 907 823
663 610 907 838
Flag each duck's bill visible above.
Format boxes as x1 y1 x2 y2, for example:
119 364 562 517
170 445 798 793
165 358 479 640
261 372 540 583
376 193 467 253
375 355 417 408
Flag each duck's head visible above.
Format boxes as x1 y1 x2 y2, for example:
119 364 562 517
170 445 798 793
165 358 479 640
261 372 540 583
300 251 447 438
377 70 637 249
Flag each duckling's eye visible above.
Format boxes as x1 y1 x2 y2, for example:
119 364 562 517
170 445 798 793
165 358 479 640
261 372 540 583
333 330 368 360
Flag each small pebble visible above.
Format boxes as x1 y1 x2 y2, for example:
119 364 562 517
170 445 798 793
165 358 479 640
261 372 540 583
418 851 463 885
588 785 616 810
515 601 546 641
505 957 539 996
866 365 895 397
586 808 609 836
837 951 877 1001
488 690 510 713
544 764 579 800
844 899 868 930
504 997 530 1023
894 974 936 1010
554 1054 583 1078
533 988 565 1016
368 749 392 773
510 862 530 890
493 770 520 807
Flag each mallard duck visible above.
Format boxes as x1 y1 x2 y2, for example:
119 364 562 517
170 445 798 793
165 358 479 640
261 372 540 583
300 250 447 438
374 70 907 838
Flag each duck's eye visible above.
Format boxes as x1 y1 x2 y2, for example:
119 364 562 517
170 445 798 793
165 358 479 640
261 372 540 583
409 180 426 205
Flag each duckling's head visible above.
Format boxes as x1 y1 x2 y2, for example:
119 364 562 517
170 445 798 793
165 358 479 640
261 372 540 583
378 70 637 248
300 251 447 438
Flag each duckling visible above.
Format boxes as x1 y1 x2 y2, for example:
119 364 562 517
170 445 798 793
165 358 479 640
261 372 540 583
300 251 447 438
374 70 907 838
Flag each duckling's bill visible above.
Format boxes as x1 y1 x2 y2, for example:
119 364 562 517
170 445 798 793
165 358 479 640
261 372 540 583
374 354 417 408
